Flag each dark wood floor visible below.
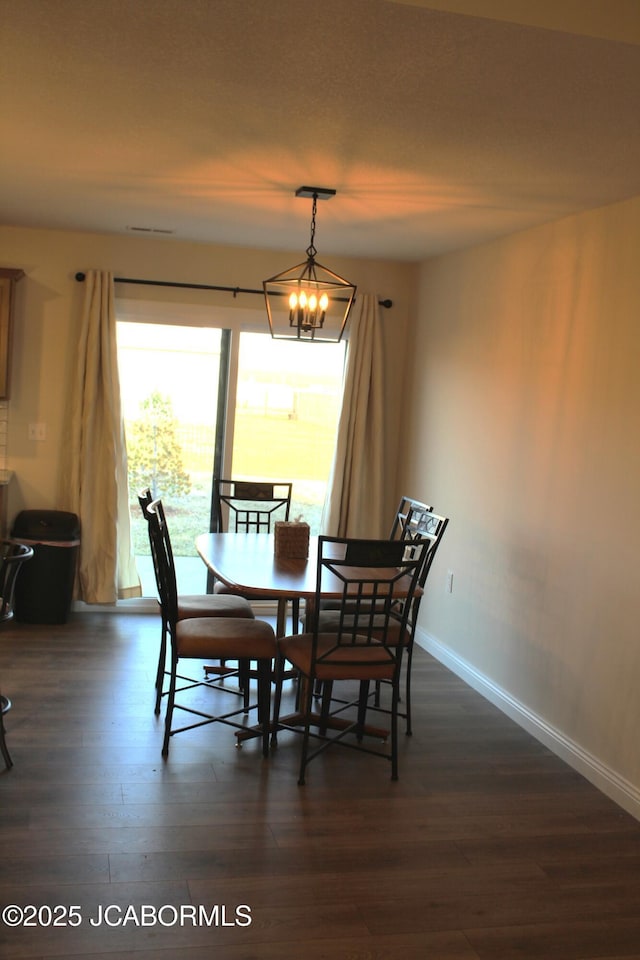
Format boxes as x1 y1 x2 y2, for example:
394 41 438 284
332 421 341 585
1 612 639 960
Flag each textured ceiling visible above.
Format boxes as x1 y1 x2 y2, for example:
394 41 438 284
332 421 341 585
1 0 639 261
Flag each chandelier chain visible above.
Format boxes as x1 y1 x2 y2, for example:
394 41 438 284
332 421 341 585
306 194 318 260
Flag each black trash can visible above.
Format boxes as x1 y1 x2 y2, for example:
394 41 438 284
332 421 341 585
11 510 80 624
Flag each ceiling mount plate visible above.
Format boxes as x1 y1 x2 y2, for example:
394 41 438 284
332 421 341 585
295 186 336 200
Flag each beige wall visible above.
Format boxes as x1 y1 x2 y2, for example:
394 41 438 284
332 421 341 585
402 195 640 813
0 224 416 527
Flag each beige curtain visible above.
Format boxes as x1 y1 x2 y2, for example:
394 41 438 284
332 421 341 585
62 270 140 603
322 293 386 537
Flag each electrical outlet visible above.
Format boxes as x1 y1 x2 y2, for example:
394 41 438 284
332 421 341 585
28 422 47 441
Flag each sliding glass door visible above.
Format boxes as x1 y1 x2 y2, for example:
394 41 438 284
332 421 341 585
117 315 345 597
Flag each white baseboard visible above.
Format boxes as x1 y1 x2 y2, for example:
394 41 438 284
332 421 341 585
417 629 640 822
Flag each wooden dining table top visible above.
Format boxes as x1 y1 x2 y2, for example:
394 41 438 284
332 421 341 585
196 532 320 601
196 531 424 605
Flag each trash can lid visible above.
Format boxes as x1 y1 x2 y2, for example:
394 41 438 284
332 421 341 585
11 510 80 541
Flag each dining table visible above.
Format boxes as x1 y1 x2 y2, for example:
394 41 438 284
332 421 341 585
195 531 407 745
196 531 320 638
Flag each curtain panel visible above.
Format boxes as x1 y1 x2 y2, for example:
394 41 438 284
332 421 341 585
62 270 140 603
322 293 386 538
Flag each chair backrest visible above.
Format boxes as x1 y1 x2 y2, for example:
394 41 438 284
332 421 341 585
389 495 433 541
145 499 179 629
0 541 34 622
394 505 449 638
212 479 292 533
138 487 166 600
138 487 153 519
311 536 429 671
399 506 448 590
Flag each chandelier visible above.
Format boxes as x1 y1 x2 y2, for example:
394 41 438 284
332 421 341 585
263 187 357 342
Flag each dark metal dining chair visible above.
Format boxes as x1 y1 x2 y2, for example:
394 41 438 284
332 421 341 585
389 495 434 540
146 498 277 759
273 535 429 784
316 505 449 735
0 540 34 769
316 492 437 725
211 478 300 633
318 494 433 615
138 490 256 715
211 479 292 534
384 505 449 733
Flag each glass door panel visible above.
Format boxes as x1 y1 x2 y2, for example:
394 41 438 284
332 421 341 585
117 321 227 596
231 333 346 533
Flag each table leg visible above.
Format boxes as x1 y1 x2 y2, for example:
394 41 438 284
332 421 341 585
276 698 389 742
272 594 389 742
235 597 389 746
235 597 290 747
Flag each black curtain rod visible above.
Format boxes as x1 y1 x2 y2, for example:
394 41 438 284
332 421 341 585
74 272 392 308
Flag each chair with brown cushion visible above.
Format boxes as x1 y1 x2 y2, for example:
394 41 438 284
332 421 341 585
378 504 448 733
273 535 428 784
0 540 34 769
138 490 256 715
315 492 436 710
316 506 449 735
318 494 434 615
146 499 277 759
211 478 300 632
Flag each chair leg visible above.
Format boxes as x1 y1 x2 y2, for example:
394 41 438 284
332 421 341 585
154 618 168 715
391 683 400 781
319 680 333 735
162 650 178 758
257 658 272 758
0 699 12 770
291 598 300 634
356 680 369 741
298 679 314 786
239 659 251 712
404 643 414 736
271 653 285 745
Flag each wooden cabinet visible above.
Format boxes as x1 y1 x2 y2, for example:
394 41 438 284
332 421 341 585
0 268 24 399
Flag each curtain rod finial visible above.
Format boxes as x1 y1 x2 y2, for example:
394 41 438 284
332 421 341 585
75 272 86 282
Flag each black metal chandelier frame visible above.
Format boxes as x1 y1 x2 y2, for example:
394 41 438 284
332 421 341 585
263 186 357 343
